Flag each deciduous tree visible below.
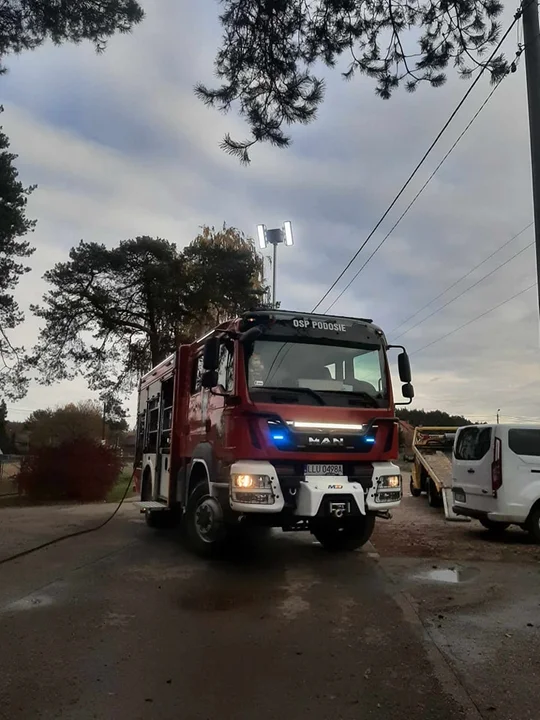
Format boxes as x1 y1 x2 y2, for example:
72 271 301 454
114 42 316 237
24 399 128 448
197 0 509 161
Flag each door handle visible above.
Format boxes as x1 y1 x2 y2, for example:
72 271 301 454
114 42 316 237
467 468 475 474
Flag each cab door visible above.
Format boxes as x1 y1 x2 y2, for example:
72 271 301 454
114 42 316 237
186 352 206 455
452 425 494 511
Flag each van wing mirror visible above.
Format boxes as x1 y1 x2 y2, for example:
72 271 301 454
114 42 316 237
203 337 220 370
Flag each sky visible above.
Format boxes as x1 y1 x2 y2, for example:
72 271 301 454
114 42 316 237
2 0 539 426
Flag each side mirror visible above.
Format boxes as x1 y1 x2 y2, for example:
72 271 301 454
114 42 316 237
201 369 218 389
398 352 412 383
402 382 414 399
239 326 263 344
203 337 220 370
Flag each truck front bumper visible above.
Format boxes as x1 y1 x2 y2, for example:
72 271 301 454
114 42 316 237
228 461 402 516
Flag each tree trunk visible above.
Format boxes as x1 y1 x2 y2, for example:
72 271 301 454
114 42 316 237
149 333 161 367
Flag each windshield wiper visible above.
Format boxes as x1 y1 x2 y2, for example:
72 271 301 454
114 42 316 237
256 385 326 405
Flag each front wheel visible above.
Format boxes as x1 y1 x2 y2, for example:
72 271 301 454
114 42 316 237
311 515 376 552
185 482 228 557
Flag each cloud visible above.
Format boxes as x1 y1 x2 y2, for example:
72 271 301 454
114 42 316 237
2 0 539 425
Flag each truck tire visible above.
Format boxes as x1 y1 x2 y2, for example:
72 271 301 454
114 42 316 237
410 477 422 498
427 479 442 508
185 481 228 557
479 518 510 534
312 515 376 552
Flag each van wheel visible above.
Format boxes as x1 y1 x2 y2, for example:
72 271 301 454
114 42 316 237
479 518 510 534
526 506 540 543
427 479 442 508
410 477 422 498
311 516 375 552
185 482 228 557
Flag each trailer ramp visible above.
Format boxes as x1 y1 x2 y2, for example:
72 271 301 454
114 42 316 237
412 427 470 522
420 451 467 521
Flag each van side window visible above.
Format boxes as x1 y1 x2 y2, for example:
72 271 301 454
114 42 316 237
508 429 540 457
217 343 234 392
455 427 492 461
191 354 204 394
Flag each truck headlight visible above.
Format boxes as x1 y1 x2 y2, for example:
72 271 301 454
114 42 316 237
231 474 275 505
374 474 402 503
379 475 401 489
232 474 271 489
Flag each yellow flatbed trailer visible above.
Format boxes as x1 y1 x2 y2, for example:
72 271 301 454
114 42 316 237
410 426 470 522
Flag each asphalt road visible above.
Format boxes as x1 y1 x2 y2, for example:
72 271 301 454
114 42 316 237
0 506 477 720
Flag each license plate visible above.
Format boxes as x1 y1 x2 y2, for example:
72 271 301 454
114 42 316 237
305 464 344 476
454 490 466 503
328 501 350 517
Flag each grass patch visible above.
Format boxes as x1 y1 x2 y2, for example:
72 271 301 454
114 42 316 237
105 470 135 504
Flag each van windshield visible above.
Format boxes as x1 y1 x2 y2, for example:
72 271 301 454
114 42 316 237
245 339 388 408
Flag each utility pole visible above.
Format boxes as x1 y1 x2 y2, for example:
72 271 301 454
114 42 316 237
272 241 278 306
522 0 540 320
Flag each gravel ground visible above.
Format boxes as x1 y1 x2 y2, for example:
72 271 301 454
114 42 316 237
372 473 540 562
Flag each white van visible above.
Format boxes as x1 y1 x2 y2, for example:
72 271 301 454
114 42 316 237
452 424 540 540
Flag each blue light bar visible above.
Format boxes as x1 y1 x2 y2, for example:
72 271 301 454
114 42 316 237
364 437 375 443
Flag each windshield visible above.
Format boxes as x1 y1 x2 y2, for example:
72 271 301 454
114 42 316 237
246 339 388 407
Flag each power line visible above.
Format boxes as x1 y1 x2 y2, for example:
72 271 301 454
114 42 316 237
324 81 510 313
411 282 536 356
394 238 534 339
312 7 524 314
389 222 533 335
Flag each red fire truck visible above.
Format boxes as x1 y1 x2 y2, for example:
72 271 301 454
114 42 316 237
134 308 414 555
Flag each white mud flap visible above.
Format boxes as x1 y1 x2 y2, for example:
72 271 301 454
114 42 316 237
442 488 470 522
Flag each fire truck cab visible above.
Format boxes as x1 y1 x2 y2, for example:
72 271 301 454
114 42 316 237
134 309 414 555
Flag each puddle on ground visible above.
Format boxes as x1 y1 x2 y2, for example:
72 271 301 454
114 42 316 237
413 566 480 584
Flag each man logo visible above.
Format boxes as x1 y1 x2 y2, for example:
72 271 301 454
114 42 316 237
328 484 343 489
308 436 344 446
